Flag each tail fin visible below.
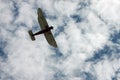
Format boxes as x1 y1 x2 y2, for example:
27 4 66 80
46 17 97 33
28 30 35 41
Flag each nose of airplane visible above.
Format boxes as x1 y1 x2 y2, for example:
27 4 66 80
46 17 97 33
38 8 41 11
37 8 42 14
51 26 53 29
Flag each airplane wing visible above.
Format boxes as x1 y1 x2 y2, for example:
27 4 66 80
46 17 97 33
37 8 57 48
37 8 48 30
44 31 57 48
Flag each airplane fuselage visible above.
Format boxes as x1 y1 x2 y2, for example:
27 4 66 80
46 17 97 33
33 26 53 36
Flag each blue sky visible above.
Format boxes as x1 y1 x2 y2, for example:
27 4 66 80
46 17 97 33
0 0 120 80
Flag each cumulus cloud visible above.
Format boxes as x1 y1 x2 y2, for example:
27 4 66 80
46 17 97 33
0 0 120 80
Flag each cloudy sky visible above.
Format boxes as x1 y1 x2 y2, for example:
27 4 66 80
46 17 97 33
0 0 120 80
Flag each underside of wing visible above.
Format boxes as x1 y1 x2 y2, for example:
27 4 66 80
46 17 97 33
37 8 57 48
44 31 57 48
37 8 49 30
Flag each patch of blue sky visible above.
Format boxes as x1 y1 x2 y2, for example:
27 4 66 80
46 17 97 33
54 16 68 36
77 0 90 10
93 45 112 59
112 68 120 80
0 40 7 61
73 70 96 80
0 70 15 80
81 28 88 35
5 25 19 35
32 25 40 32
112 77 117 80
54 25 65 37
11 1 19 18
45 15 57 20
0 48 7 60
50 48 64 63
43 11 57 20
110 31 120 44
31 21 40 32
53 70 67 80
17 23 27 27
50 49 72 65
52 48 63 58
86 43 120 63
71 14 83 23
85 31 120 62
82 72 96 80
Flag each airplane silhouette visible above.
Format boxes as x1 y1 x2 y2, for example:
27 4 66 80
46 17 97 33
28 8 57 48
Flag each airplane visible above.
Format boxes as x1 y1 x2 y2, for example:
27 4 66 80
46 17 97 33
28 8 57 48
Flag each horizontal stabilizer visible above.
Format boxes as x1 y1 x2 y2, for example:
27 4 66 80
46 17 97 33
28 30 35 41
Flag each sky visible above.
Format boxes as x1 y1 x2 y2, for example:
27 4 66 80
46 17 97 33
0 0 120 80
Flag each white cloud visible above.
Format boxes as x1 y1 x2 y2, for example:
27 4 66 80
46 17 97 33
0 0 120 80
90 0 120 31
93 59 120 80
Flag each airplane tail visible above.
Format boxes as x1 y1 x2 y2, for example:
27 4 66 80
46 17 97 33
28 30 35 41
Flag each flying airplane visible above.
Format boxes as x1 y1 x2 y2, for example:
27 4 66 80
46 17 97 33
28 8 57 48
